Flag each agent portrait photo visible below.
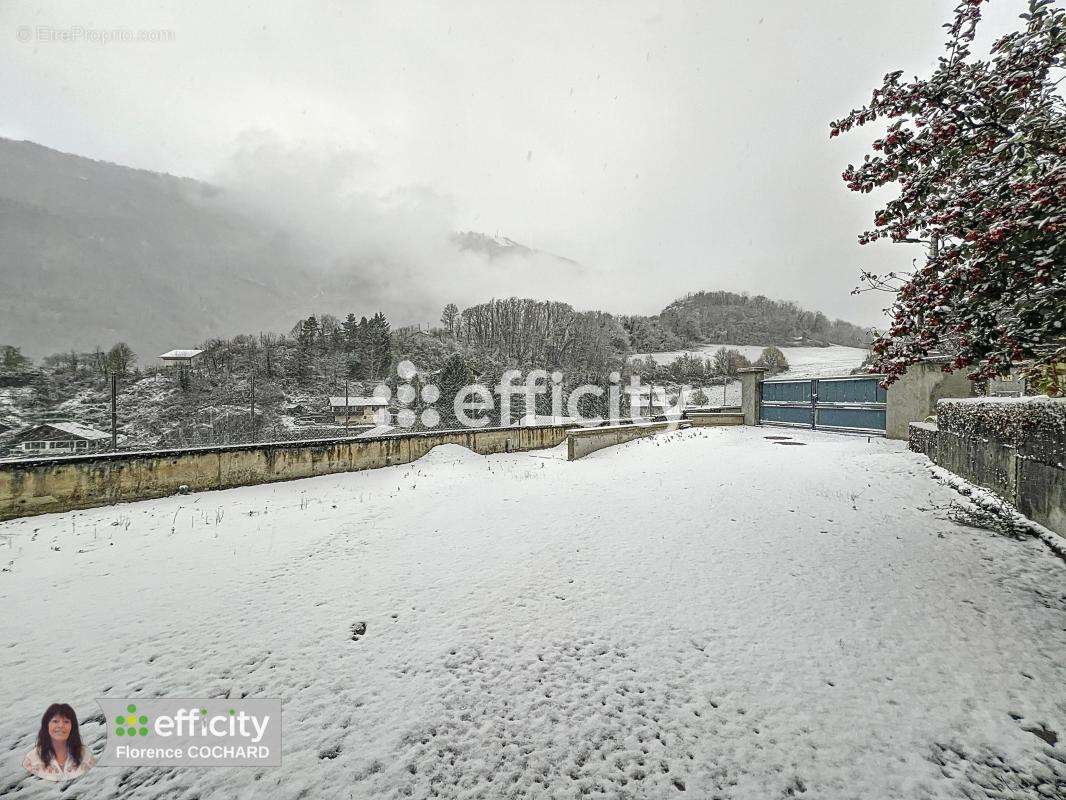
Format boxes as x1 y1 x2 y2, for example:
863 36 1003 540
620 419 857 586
22 703 96 782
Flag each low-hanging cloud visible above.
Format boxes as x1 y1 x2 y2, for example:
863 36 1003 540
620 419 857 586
5 0 1028 334
210 131 617 326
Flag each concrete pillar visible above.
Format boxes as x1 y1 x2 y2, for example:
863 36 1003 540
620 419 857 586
885 359 976 440
738 368 767 426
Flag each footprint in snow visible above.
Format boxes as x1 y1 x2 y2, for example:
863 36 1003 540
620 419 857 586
1021 723 1058 747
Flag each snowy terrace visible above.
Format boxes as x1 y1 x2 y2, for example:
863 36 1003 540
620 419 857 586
1 427 1064 799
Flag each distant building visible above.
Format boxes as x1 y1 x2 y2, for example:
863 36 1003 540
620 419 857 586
987 368 1028 397
158 349 203 366
328 396 390 425
6 421 113 456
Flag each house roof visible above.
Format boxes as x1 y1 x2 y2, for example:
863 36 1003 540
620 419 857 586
19 421 111 440
159 349 203 360
329 396 389 408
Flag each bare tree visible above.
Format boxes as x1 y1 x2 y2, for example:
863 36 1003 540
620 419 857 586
441 303 459 338
106 342 136 375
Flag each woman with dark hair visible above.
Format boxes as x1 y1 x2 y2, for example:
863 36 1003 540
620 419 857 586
22 703 95 781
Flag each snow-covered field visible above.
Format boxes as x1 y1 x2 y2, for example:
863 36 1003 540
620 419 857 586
2 428 1064 799
633 344 870 377
683 381 742 408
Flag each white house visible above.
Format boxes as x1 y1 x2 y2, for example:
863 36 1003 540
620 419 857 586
158 349 203 366
328 396 389 425
7 421 113 456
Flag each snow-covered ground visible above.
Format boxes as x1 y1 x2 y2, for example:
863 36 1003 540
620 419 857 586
0 386 34 432
682 382 742 407
2 428 1064 799
633 344 870 377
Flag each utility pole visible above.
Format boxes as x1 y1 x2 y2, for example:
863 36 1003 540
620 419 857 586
249 371 256 443
344 378 350 430
110 372 118 451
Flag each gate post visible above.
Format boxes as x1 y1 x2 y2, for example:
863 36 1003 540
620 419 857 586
738 367 767 426
884 358 977 440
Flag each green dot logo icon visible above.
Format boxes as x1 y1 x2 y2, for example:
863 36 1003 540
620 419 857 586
114 704 151 737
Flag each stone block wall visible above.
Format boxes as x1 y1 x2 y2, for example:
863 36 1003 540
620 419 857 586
0 424 571 521
909 397 1065 537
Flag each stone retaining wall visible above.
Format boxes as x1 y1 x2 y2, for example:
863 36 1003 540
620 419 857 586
686 411 744 428
0 424 571 521
1 405 751 521
567 421 690 461
909 397 1065 537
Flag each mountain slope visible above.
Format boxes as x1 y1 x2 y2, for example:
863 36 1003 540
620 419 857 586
0 139 601 359
0 138 329 358
452 231 581 267
0 139 872 363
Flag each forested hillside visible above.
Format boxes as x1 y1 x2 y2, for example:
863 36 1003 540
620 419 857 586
0 140 877 450
623 291 872 353
0 288 871 452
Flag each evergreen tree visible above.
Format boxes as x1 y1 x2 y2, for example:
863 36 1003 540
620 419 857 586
365 312 392 378
437 353 473 428
302 315 319 353
0 345 30 370
345 352 363 379
342 313 360 352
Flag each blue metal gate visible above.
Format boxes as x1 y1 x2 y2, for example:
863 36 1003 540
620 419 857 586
760 375 887 434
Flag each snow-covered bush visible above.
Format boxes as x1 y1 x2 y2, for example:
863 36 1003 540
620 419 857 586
936 396 1066 464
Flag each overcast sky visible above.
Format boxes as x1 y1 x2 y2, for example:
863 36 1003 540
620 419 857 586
1 1 1026 327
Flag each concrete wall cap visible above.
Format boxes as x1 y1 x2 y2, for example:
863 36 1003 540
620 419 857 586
566 420 688 436
909 421 939 432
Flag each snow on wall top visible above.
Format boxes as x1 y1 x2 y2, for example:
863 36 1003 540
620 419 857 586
938 395 1065 406
937 394 1065 464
